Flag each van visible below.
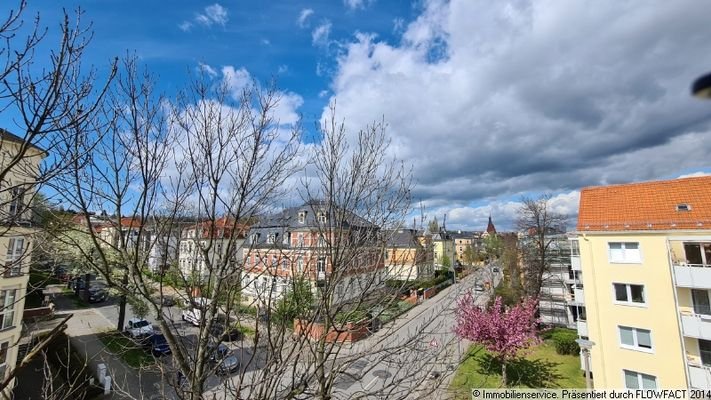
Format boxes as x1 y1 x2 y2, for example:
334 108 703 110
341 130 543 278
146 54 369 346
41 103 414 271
181 297 211 326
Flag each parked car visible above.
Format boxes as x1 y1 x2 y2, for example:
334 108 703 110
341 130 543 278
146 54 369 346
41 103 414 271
181 297 211 326
474 283 485 292
125 318 154 339
153 294 176 307
208 343 239 375
87 284 108 303
492 267 500 273
210 316 243 342
216 353 240 375
145 333 171 356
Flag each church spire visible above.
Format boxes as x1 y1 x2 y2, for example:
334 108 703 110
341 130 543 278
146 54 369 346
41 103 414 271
486 214 497 235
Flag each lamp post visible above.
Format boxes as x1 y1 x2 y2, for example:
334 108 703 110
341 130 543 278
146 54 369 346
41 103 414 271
692 72 711 99
575 338 595 390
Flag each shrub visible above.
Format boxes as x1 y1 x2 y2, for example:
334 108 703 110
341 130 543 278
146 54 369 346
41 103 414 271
550 329 580 355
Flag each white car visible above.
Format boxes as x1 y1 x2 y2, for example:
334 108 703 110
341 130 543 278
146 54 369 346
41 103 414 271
181 297 211 326
125 318 154 339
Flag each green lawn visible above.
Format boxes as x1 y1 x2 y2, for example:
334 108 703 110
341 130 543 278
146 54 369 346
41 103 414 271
450 342 586 399
98 332 155 369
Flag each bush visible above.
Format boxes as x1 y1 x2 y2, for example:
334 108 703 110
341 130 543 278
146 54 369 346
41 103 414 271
550 329 580 355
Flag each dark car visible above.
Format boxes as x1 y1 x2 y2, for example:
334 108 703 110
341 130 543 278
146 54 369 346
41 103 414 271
87 284 108 303
146 333 171 356
153 295 176 307
210 317 243 342
207 343 231 363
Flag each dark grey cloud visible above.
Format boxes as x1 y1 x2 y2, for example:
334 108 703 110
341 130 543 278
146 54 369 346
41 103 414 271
324 0 711 229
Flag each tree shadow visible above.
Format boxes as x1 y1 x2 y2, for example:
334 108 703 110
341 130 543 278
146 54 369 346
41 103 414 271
476 353 564 388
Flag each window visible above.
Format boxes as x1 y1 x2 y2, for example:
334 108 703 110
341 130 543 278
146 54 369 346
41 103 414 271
0 342 8 379
317 257 326 273
297 233 304 247
297 257 303 273
267 233 275 244
318 212 326 223
608 242 641 263
271 278 277 293
271 255 278 267
570 240 580 256
298 211 306 224
677 204 692 212
5 237 23 278
281 259 288 270
613 283 645 305
251 233 260 244
0 290 16 330
692 289 711 315
619 326 652 351
700 339 711 367
8 187 23 218
318 235 326 247
684 243 711 266
624 370 657 389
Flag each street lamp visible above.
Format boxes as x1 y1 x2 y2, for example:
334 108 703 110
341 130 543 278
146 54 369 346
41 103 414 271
575 338 595 390
692 72 711 99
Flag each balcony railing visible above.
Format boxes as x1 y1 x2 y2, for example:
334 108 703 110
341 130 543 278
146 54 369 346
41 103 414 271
674 264 711 289
570 256 581 271
688 363 711 389
577 319 588 337
681 313 711 341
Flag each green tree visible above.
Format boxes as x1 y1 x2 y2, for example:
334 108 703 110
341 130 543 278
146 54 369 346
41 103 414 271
127 294 149 320
441 254 451 269
274 279 314 325
483 234 504 260
462 244 477 266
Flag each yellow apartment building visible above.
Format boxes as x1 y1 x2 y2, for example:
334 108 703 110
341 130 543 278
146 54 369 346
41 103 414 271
384 229 432 281
0 129 44 395
575 176 711 389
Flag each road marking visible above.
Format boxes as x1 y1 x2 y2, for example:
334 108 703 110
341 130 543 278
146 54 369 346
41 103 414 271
364 377 379 390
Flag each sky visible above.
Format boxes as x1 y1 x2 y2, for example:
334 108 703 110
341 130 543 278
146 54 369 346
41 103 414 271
11 0 711 231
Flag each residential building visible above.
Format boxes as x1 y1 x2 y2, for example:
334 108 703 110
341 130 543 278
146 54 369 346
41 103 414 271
384 228 432 281
451 230 482 265
0 129 45 394
574 176 711 389
536 233 583 330
432 229 455 268
178 218 247 280
241 201 385 306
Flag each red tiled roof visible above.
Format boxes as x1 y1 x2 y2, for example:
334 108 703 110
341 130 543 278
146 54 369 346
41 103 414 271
577 176 711 231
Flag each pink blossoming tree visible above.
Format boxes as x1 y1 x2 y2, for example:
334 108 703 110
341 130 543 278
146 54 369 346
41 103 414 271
454 293 540 386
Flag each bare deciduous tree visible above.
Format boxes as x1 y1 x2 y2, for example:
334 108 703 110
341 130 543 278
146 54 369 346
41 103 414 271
516 195 568 298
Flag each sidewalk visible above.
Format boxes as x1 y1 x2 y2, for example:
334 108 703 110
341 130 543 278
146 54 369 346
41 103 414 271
49 285 161 399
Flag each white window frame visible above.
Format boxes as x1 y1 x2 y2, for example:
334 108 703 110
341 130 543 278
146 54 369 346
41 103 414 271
281 259 288 271
618 325 653 353
297 233 304 247
608 242 642 264
612 283 646 307
0 289 16 330
297 257 304 273
317 257 326 273
267 233 275 244
318 212 326 223
298 212 306 224
318 235 326 248
5 237 24 278
623 369 657 389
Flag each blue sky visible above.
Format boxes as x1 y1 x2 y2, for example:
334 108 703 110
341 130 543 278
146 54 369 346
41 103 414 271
9 1 711 231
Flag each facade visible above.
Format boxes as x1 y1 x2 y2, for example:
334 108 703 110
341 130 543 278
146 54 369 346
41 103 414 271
574 176 711 389
451 230 482 265
432 229 455 268
536 233 583 329
178 218 246 280
384 228 432 281
0 129 44 394
241 201 386 306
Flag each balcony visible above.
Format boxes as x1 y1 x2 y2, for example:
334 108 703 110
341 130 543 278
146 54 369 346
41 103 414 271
682 313 711 340
675 265 711 289
571 256 581 271
577 320 588 337
688 364 711 389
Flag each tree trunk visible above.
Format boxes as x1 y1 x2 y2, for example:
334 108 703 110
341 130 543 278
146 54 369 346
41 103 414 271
501 361 507 387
